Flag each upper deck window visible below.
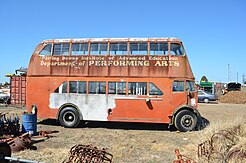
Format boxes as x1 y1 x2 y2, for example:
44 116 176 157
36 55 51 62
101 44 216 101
39 44 52 56
110 43 128 55
71 43 88 55
170 43 184 56
150 42 168 55
90 43 108 55
53 43 70 55
130 43 148 55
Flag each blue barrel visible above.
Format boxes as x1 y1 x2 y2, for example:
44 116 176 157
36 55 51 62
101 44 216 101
22 113 37 135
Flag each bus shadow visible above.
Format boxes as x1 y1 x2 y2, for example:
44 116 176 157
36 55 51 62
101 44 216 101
38 117 209 131
38 119 171 131
83 121 171 131
38 119 60 126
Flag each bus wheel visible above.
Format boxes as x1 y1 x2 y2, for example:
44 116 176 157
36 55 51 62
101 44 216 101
174 110 197 132
59 107 80 128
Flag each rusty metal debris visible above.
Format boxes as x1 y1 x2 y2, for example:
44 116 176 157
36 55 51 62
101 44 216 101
0 142 44 163
0 130 58 153
38 130 59 139
65 144 113 163
0 113 20 136
0 142 11 163
173 149 196 163
198 126 245 162
0 133 34 152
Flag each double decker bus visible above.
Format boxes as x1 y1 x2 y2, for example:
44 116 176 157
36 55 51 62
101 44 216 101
27 37 201 132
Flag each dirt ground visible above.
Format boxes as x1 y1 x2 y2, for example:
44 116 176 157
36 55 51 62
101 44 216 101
0 102 246 163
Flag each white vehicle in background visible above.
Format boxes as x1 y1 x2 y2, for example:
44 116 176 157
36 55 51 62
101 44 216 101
0 90 10 103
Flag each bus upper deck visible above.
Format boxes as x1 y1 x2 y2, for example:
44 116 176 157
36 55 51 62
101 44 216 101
28 38 194 79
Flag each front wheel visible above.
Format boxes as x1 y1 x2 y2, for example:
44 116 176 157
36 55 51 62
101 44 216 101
174 110 197 132
59 107 81 128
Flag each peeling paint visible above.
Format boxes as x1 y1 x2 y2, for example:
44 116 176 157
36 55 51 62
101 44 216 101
49 93 116 121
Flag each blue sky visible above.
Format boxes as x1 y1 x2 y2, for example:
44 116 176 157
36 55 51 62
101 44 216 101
0 0 245 83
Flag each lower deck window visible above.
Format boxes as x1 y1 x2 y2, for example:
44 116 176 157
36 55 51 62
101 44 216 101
54 81 163 96
69 81 86 94
54 82 68 93
149 83 163 95
89 82 106 94
108 82 126 95
173 81 184 92
128 82 147 95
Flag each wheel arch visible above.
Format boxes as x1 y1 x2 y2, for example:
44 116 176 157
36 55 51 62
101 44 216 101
56 103 83 121
169 105 201 127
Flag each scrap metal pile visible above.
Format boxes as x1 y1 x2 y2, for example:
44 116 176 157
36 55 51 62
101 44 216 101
0 113 20 136
173 126 245 163
198 126 245 162
65 144 113 163
1 133 34 152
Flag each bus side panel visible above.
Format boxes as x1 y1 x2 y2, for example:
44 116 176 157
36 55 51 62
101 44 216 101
26 77 60 119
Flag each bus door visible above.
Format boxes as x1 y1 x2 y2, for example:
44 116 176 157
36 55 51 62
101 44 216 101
171 80 186 107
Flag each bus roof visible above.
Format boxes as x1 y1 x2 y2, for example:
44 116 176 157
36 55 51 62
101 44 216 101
42 38 182 43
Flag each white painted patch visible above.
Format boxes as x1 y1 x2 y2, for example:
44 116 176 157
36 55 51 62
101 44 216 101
49 93 116 121
191 98 196 106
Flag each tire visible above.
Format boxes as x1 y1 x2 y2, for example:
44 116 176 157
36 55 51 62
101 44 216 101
203 98 209 103
59 107 81 128
174 110 197 132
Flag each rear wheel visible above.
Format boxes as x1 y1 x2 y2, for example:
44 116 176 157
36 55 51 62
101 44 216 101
203 98 209 103
174 110 197 132
59 107 81 128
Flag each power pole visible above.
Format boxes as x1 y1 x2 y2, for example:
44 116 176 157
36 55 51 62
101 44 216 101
237 72 238 83
228 64 230 82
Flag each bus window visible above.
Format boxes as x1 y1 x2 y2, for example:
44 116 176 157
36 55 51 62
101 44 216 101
54 81 68 93
149 83 163 95
110 43 128 55
53 43 70 55
186 81 196 92
108 82 126 95
39 44 52 56
89 81 106 94
71 43 88 55
130 42 148 55
69 81 86 94
170 43 184 56
172 81 184 92
90 43 108 55
128 82 147 95
150 42 168 55
78 82 86 94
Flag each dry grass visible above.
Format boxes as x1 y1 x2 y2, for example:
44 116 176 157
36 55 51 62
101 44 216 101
2 103 245 163
182 117 246 162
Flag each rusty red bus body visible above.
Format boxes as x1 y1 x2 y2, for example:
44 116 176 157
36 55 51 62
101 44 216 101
26 38 200 131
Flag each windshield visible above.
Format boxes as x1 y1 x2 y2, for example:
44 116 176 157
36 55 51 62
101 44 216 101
186 81 196 92
170 43 184 56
